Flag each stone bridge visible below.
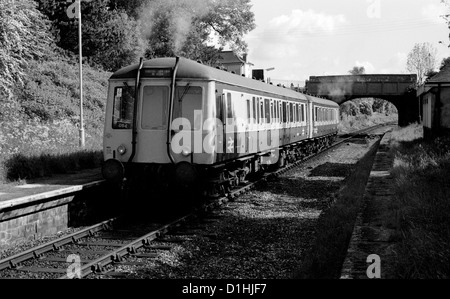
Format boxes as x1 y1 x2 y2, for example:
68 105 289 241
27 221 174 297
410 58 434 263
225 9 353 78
305 74 418 126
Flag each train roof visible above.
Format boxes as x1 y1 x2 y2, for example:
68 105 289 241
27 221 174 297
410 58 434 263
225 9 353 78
111 57 338 107
305 95 339 107
111 57 302 97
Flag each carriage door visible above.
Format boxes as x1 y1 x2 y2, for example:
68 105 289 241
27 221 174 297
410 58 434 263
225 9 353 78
216 94 226 158
246 99 251 153
264 99 271 147
225 92 236 156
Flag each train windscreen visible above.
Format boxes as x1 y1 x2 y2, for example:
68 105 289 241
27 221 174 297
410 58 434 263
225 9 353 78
141 86 170 130
112 86 135 130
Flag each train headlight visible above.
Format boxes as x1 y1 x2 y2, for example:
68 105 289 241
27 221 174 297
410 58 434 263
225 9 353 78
117 145 127 156
182 147 192 157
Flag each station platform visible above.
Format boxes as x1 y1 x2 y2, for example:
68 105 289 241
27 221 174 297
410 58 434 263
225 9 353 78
0 168 104 209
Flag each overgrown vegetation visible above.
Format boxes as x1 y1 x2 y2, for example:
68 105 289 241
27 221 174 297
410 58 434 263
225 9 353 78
387 125 450 278
339 98 398 133
0 58 108 183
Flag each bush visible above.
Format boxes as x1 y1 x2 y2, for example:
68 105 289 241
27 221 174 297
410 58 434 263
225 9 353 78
340 101 359 117
4 151 103 181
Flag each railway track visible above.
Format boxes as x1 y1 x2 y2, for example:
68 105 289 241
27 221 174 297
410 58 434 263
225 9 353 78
0 123 394 279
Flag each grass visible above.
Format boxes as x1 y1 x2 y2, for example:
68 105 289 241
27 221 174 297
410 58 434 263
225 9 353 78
386 124 450 278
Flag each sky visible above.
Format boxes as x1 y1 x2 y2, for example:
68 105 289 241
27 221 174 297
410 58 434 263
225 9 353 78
244 0 450 86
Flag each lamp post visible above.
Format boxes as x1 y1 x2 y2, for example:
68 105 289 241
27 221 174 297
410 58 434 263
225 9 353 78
67 0 85 148
78 0 85 147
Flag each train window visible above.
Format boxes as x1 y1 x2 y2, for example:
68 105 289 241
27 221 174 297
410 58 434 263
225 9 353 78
301 104 305 122
282 102 286 123
270 101 274 123
295 104 299 122
141 86 169 130
253 97 257 124
227 93 233 120
247 99 251 122
113 86 135 130
276 101 280 122
265 99 271 123
272 100 278 121
256 98 260 124
273 100 276 121
299 105 302 122
279 102 282 123
315 107 318 122
289 103 294 123
216 95 224 123
260 100 264 124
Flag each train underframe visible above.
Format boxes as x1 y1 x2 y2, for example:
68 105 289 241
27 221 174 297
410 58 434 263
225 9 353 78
119 133 337 200
202 133 337 197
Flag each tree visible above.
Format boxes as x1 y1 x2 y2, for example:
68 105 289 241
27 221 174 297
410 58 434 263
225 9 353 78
200 0 256 55
141 0 255 61
109 0 147 19
35 0 256 71
81 3 145 71
340 101 360 117
406 42 438 85
348 66 366 75
0 0 54 100
439 57 450 69
36 0 145 71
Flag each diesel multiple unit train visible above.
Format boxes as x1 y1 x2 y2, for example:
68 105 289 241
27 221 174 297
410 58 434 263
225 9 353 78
102 57 339 196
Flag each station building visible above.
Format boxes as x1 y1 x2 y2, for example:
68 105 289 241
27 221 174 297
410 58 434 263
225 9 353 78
418 63 450 139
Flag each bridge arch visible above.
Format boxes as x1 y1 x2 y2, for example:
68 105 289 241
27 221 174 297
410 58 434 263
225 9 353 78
305 74 419 126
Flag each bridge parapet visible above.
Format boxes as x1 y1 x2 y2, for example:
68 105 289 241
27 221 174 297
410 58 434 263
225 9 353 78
305 74 417 103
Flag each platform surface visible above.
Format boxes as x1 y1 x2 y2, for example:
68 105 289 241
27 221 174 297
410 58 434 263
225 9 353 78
0 168 104 208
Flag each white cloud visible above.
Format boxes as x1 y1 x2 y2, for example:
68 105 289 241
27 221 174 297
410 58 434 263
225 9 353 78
269 9 347 36
422 3 448 24
250 9 347 62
